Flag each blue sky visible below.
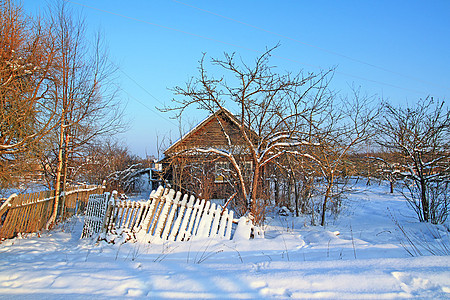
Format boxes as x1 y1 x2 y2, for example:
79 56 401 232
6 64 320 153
23 1 450 157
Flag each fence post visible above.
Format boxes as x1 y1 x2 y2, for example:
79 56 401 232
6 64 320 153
0 194 18 239
100 192 115 235
59 191 66 222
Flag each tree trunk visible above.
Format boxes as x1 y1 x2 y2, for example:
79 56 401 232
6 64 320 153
320 188 330 226
294 181 299 217
287 178 291 208
247 166 261 220
420 179 429 222
321 174 334 226
249 165 260 215
60 129 70 220
274 179 278 206
47 118 65 229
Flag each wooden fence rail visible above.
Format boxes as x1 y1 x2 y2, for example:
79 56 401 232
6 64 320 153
0 185 104 240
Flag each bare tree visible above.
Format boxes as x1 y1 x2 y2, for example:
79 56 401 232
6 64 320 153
369 152 402 193
289 88 379 226
43 1 125 226
279 153 316 217
377 97 450 224
162 46 334 224
0 0 59 187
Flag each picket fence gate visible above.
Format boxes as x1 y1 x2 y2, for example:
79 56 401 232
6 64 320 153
81 193 111 238
100 186 237 242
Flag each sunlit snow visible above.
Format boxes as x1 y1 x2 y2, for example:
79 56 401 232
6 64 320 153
1 181 449 299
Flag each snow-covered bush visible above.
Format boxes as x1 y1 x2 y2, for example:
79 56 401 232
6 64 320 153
377 98 450 224
402 180 449 224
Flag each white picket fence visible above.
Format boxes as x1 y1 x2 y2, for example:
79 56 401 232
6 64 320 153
103 186 238 242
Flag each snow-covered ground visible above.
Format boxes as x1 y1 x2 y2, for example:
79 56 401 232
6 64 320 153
1 182 449 299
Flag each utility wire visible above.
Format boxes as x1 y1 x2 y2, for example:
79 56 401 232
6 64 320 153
114 62 166 107
66 0 259 55
173 0 450 92
114 83 179 127
79 26 174 125
66 0 433 96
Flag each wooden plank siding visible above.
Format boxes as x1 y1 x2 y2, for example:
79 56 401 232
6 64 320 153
165 110 246 156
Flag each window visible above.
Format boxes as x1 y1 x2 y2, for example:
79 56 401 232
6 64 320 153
215 161 229 183
242 161 253 179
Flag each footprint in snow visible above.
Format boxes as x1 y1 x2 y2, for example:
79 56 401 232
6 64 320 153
260 287 292 298
251 261 270 273
250 281 292 298
392 271 449 297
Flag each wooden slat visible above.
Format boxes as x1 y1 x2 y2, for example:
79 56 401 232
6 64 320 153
185 198 202 240
149 189 168 235
168 194 188 241
210 206 221 237
176 195 196 241
161 191 182 240
139 186 164 234
192 199 206 237
154 190 175 238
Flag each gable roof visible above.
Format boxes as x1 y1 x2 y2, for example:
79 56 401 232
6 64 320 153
164 108 250 156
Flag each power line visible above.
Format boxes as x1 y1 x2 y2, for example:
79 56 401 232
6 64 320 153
114 62 166 107
114 83 179 128
66 0 435 96
66 0 260 55
173 0 450 93
76 24 175 126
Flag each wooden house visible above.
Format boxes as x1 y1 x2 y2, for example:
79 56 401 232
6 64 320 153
160 108 255 199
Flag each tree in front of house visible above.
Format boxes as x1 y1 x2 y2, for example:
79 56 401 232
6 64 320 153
162 46 336 224
161 109 254 216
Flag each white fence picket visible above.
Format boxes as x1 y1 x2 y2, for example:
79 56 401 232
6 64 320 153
218 209 228 238
149 189 168 235
196 201 212 238
225 210 234 240
154 190 175 238
184 198 201 240
210 206 221 237
192 199 206 237
161 191 182 240
168 194 188 241
176 195 195 241
138 186 164 233
132 202 149 231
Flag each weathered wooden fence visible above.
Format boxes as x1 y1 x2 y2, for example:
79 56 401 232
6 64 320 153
0 185 104 240
104 186 236 242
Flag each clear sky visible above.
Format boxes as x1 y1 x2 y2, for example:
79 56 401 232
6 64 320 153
22 0 450 158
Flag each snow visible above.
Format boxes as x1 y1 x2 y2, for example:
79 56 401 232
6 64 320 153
1 181 449 299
